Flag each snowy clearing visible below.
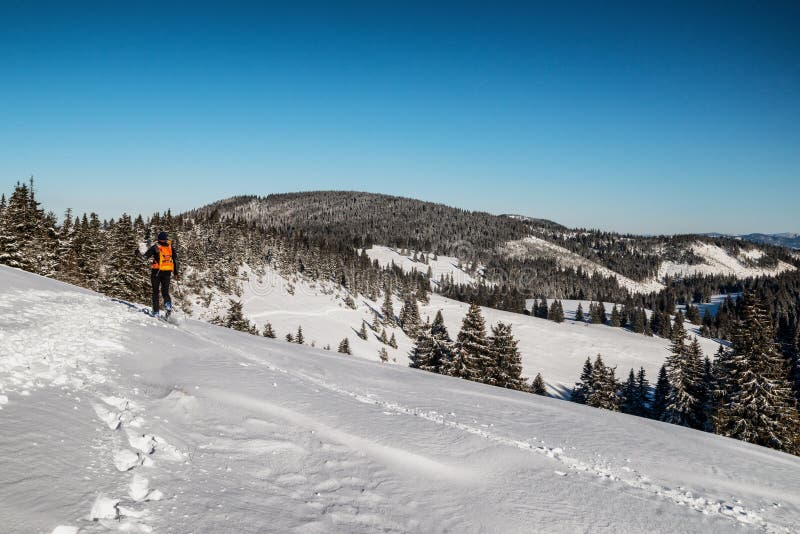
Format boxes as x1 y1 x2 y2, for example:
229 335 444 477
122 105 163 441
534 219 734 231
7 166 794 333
1 265 799 533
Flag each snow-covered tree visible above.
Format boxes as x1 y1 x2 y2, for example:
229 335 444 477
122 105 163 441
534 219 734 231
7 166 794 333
381 284 395 325
296 325 305 344
488 322 524 390
530 373 547 396
338 337 352 355
399 296 421 337
452 302 491 382
574 302 584 322
262 322 276 338
664 318 705 428
714 293 800 454
571 357 593 404
652 364 670 420
586 355 621 411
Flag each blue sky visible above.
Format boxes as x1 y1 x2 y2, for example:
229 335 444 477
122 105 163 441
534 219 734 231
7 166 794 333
1 1 798 234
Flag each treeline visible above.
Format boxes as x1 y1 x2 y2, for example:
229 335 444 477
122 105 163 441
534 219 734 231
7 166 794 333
0 180 431 311
570 294 800 456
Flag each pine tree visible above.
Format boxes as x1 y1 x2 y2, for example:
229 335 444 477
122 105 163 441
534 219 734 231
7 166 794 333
453 303 491 382
380 328 389 344
423 310 454 374
537 298 549 319
378 346 389 363
530 373 547 396
664 316 705 428
286 333 294 342
587 355 621 411
381 284 395 325
571 357 593 404
358 321 368 340
548 300 564 323
410 321 435 371
221 300 258 334
714 293 800 454
574 302 585 322
622 369 638 414
371 312 381 331
338 337 352 355
652 364 670 420
262 322 276 338
296 325 305 344
488 322 524 390
399 296 421 337
610 305 621 327
388 332 398 349
635 367 651 417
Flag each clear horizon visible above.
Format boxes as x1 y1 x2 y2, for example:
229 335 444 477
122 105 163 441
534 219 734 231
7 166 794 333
1 2 798 234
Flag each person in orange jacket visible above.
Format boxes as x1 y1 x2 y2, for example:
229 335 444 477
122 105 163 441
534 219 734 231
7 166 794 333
141 231 179 315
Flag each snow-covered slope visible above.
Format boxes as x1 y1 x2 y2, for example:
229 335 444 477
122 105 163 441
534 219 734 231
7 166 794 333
184 265 723 398
658 242 796 280
2 265 800 534
501 237 795 294
364 245 485 287
501 236 665 294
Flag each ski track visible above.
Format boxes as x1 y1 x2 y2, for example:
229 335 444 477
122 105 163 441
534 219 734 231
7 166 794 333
187 325 789 534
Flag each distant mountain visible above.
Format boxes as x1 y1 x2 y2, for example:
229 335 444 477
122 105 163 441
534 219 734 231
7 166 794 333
702 232 800 250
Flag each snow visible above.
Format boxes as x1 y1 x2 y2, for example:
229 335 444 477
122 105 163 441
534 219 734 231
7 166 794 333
3 265 800 533
182 266 724 398
364 245 485 287
658 242 795 280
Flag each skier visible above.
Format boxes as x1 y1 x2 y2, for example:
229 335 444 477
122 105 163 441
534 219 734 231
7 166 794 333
141 231 179 316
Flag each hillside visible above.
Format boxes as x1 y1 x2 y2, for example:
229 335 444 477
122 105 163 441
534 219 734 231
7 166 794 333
2 265 800 534
183 252 724 399
192 191 798 299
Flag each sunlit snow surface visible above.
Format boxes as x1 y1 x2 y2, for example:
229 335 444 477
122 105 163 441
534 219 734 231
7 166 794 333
2 265 799 533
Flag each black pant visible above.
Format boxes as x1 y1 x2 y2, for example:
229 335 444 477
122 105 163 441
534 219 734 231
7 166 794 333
151 270 172 312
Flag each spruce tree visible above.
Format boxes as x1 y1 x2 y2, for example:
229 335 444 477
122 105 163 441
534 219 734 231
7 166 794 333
530 373 547 396
664 318 705 428
262 322 276 338
488 322 524 390
378 346 389 363
574 302 584 322
571 357 593 404
358 321 368 340
610 305 621 327
454 303 491 382
410 321 435 371
338 337 352 355
587 355 621 411
296 325 305 344
622 369 638 414
223 300 258 334
652 364 670 420
388 332 398 349
635 367 651 417
399 296 421 337
714 293 800 454
381 284 395 325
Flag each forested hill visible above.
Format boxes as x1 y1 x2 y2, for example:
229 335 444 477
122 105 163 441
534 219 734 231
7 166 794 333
190 191 798 286
187 191 561 254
